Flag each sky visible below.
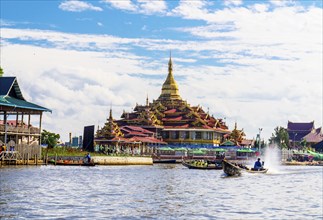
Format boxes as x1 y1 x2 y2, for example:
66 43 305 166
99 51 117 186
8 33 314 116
1 0 322 143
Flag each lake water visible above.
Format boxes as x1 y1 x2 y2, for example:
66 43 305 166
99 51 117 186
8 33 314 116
0 164 322 220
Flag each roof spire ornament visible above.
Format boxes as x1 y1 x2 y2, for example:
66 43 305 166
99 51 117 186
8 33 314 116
109 105 113 121
146 94 149 106
158 53 182 101
168 50 173 74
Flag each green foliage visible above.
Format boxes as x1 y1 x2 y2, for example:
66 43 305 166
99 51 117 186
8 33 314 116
41 129 60 148
300 139 307 150
43 147 109 157
269 126 289 149
0 66 3 77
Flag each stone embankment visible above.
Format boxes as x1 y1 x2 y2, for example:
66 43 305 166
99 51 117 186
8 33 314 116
92 156 153 165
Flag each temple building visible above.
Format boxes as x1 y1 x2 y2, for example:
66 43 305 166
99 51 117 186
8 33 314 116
287 121 323 147
112 55 231 148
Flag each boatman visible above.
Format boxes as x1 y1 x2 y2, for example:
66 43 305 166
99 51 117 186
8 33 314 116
85 153 91 163
254 158 262 170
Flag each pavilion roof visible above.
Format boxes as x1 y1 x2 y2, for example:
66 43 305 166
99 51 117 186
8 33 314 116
287 121 314 131
0 77 51 113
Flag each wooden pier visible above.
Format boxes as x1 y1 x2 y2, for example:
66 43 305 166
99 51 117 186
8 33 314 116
0 151 43 165
0 151 20 165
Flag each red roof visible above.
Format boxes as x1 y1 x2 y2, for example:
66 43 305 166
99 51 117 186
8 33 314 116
162 116 183 121
164 124 190 129
0 120 28 128
124 131 148 137
164 109 177 113
131 136 167 144
121 125 153 134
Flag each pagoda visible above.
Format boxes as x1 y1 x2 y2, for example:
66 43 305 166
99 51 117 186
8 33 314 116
96 108 123 140
117 55 230 147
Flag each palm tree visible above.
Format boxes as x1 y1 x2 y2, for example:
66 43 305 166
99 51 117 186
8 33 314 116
0 67 3 77
269 126 289 149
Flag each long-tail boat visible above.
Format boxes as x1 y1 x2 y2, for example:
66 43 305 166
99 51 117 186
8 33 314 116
222 159 242 176
182 159 222 170
48 159 95 166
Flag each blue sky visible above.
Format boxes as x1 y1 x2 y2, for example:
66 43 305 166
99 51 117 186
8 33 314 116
1 0 322 142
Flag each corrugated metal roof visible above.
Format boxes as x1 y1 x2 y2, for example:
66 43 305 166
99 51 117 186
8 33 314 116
0 95 51 112
0 77 51 112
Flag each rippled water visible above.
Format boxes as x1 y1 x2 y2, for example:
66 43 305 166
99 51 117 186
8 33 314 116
0 164 322 220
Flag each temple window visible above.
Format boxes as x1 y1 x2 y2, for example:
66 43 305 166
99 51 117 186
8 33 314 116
162 131 169 139
170 131 179 139
196 132 202 140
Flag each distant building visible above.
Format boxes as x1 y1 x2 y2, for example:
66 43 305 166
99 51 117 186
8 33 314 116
287 121 323 147
78 135 83 148
72 136 79 147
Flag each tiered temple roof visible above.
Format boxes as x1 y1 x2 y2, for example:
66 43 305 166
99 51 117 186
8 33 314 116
228 122 246 146
117 55 229 134
96 108 123 139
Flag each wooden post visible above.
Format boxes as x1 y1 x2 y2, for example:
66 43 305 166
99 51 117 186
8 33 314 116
55 153 57 165
45 148 48 165
39 112 43 145
4 111 8 145
36 154 38 165
27 153 29 165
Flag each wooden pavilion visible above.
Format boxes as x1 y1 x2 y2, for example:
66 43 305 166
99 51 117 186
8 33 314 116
0 77 51 162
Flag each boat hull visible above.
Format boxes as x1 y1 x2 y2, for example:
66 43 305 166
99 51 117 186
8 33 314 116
48 160 95 166
222 159 242 176
182 160 222 170
245 168 268 174
153 159 177 164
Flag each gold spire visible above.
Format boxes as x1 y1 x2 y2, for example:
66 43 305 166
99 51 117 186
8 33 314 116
146 94 149 106
158 53 181 101
109 107 113 121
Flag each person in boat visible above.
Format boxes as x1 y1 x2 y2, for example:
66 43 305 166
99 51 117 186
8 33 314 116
254 158 262 170
85 153 91 164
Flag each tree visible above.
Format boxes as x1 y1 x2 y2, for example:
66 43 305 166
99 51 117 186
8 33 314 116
41 130 60 148
269 126 289 149
0 66 3 77
300 139 307 151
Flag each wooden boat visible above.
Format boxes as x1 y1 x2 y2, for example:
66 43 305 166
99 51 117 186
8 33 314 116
243 166 268 174
153 159 177 164
235 163 268 174
222 159 242 176
182 160 222 170
48 159 95 166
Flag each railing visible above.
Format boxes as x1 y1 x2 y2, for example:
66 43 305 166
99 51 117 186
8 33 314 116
0 124 40 135
164 138 221 144
0 144 42 165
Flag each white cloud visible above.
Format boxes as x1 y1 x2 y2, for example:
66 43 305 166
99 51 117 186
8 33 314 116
137 0 167 14
102 0 138 12
224 0 243 7
59 0 103 12
97 22 103 26
103 0 167 15
269 0 295 7
170 0 210 20
1 2 322 141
